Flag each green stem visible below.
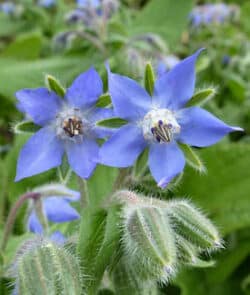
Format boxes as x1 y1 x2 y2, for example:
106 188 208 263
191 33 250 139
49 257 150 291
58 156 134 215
78 177 89 209
34 198 49 235
1 192 40 252
112 168 130 192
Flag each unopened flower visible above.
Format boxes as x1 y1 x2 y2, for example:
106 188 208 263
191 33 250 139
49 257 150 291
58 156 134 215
190 3 239 27
100 49 242 188
16 67 112 181
27 189 80 234
70 0 118 28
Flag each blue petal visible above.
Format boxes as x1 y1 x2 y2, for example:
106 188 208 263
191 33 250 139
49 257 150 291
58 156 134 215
100 124 147 167
66 67 103 109
16 88 62 126
107 67 152 120
89 107 116 138
15 127 64 181
27 211 43 234
77 0 100 8
44 197 80 223
66 139 98 178
148 142 185 188
177 107 243 147
50 231 66 245
153 49 204 110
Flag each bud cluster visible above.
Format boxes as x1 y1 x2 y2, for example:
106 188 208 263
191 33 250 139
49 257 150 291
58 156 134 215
119 191 222 283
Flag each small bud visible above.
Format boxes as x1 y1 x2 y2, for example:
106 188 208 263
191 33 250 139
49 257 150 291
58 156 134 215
166 200 222 250
11 237 83 295
122 205 177 283
33 183 80 201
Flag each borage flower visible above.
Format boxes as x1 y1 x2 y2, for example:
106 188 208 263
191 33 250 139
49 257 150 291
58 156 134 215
16 67 112 181
100 49 242 188
27 189 80 234
189 4 239 27
37 0 56 8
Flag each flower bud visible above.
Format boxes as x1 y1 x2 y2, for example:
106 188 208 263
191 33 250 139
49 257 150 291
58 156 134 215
111 256 158 295
122 205 177 283
166 200 222 250
11 237 83 294
33 183 80 200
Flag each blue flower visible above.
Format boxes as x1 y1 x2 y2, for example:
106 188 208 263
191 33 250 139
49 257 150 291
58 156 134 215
157 55 180 77
77 0 100 8
16 67 112 181
0 2 16 15
27 189 80 234
37 0 56 8
190 4 238 27
100 49 242 188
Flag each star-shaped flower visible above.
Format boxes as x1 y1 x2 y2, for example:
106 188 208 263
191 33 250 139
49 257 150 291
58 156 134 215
100 49 242 188
16 67 112 181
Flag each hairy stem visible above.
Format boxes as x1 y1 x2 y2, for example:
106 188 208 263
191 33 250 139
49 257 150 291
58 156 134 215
78 177 89 209
1 192 40 252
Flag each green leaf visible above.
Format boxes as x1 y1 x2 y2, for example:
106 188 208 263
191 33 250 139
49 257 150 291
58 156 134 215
96 93 112 108
0 53 102 100
226 73 246 103
45 74 66 97
87 206 122 293
88 165 118 205
0 32 42 60
144 63 155 96
176 143 250 236
129 0 194 47
13 121 40 135
0 14 27 37
179 144 206 173
186 88 216 107
77 208 108 271
96 117 127 128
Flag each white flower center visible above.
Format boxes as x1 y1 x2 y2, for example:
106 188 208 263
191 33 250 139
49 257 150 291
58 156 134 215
142 109 180 143
55 107 87 141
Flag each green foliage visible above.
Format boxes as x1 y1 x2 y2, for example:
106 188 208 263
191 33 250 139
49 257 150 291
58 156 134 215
129 0 194 47
176 144 250 236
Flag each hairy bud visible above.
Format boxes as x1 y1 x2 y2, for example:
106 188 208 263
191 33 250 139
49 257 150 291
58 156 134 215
166 200 222 250
11 237 83 294
122 205 177 283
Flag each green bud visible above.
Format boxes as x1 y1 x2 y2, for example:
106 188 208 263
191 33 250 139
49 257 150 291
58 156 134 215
166 200 222 250
13 238 83 295
123 205 177 283
111 256 158 295
33 183 77 199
